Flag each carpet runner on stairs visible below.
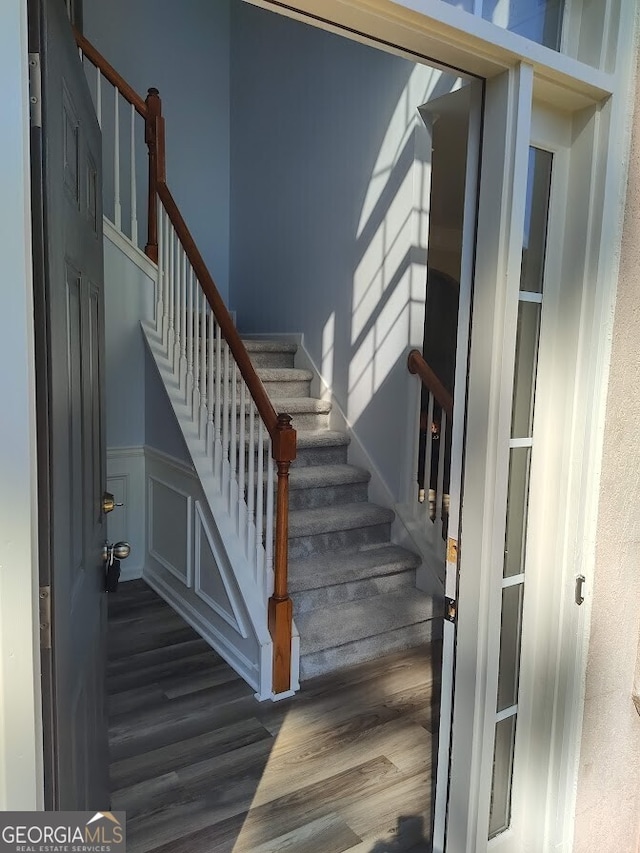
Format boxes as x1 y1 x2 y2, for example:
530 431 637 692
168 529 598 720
244 340 435 680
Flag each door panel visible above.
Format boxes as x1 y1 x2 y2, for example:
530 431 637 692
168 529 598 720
32 0 109 809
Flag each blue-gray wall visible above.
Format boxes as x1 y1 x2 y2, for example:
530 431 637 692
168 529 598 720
84 0 231 300
229 4 438 498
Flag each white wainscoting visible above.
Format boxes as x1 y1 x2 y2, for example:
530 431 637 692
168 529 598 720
148 475 193 587
106 447 146 581
144 446 271 699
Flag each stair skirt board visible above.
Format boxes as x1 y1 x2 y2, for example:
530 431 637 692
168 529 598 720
144 325 438 686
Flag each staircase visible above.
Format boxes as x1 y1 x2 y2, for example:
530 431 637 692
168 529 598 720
78 29 439 698
243 341 433 681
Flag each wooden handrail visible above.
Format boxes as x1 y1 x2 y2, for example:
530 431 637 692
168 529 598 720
407 349 454 417
73 28 148 117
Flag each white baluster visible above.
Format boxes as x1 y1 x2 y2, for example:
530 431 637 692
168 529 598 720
114 92 121 230
155 199 163 334
95 67 102 128
178 249 187 387
162 210 170 347
229 355 238 520
173 243 182 375
238 382 246 537
222 341 231 502
256 420 265 593
247 401 256 562
206 311 215 458
425 393 435 521
266 445 274 590
198 291 207 439
436 408 447 542
186 267 194 409
191 273 201 422
130 103 138 245
167 225 175 360
214 322 222 482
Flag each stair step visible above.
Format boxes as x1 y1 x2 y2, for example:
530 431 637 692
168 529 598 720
294 430 350 467
257 367 313 398
289 544 420 593
243 339 297 369
234 396 331 432
288 502 394 559
297 590 436 679
290 544 420 612
288 463 369 509
271 396 331 431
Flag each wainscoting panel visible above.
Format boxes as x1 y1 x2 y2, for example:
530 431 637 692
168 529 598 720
144 446 267 695
194 501 248 638
148 476 192 587
106 447 146 581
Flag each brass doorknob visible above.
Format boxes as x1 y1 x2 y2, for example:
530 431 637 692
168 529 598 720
102 492 124 514
103 541 131 563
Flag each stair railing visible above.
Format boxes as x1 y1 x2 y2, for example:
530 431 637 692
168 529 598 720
407 348 453 544
76 30 296 695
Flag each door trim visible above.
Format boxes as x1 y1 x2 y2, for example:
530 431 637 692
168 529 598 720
0 0 45 811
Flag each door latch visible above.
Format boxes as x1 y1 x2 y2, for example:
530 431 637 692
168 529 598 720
575 574 585 606
445 596 457 623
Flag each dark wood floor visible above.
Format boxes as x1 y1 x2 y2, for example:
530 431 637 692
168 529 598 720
107 580 440 853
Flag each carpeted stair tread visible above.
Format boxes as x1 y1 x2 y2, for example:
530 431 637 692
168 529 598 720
256 367 313 382
271 397 332 415
297 589 433 655
288 502 394 538
289 463 370 491
289 544 420 593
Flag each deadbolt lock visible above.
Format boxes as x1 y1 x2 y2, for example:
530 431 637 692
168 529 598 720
102 492 123 514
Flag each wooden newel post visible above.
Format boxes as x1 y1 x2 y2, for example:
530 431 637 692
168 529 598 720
144 87 164 262
269 413 296 695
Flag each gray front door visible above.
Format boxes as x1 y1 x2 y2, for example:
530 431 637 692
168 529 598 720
31 0 109 810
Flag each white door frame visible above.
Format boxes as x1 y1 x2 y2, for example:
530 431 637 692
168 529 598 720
2 0 637 836
0 0 45 811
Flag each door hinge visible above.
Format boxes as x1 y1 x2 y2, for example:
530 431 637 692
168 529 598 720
39 585 52 649
28 53 42 128
445 596 457 624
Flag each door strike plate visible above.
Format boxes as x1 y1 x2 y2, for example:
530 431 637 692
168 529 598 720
445 596 457 623
39 585 52 649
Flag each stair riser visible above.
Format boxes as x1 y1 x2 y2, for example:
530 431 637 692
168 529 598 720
236 410 329 432
292 571 416 614
262 379 311 398
289 522 391 560
294 445 349 468
247 352 296 369
288 481 369 510
299 618 439 680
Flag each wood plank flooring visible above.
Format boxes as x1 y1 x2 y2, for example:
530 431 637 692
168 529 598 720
108 580 441 853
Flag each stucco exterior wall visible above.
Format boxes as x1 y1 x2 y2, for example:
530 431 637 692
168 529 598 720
573 56 640 853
